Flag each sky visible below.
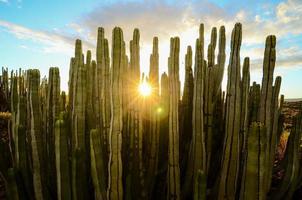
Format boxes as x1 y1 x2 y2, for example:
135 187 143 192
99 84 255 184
0 0 301 98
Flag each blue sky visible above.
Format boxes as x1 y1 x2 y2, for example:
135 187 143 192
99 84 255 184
0 0 301 98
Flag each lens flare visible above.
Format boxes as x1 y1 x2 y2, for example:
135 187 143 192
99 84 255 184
156 107 162 114
138 82 152 97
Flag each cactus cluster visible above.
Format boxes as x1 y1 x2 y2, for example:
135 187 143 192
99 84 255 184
0 22 301 200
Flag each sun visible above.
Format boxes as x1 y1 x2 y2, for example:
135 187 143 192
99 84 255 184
138 81 152 97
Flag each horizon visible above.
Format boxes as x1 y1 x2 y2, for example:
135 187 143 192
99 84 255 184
0 0 301 98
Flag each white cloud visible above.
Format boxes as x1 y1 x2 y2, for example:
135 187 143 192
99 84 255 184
0 20 92 55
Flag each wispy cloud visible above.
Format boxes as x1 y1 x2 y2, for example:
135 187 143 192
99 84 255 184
0 0 8 4
0 20 94 55
72 0 302 72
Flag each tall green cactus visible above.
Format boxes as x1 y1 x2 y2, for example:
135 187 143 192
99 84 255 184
183 24 206 199
127 28 147 199
154 72 169 200
71 39 86 151
272 112 302 199
107 27 124 200
97 27 111 162
69 39 88 200
146 37 160 196
90 129 106 200
237 57 250 199
218 23 242 199
85 50 95 130
240 57 250 150
27 69 46 199
266 76 282 190
167 37 180 200
204 27 217 172
240 122 267 200
46 67 60 197
6 168 20 200
55 115 71 200
249 82 261 122
1 67 9 101
60 91 66 112
259 35 277 193
194 170 206 200
180 45 193 181
207 27 227 191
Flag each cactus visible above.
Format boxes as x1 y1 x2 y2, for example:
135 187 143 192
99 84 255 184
180 45 193 181
266 76 282 190
97 27 111 163
236 57 250 198
60 91 66 112
240 122 267 200
259 35 277 193
272 112 302 199
71 39 86 151
204 27 217 172
146 37 160 195
167 37 181 200
71 147 86 200
90 129 107 200
153 72 169 200
126 28 148 199
249 82 261 122
69 39 88 200
46 67 60 197
6 168 19 200
240 57 250 147
27 69 46 199
107 27 124 200
10 74 18 158
55 116 71 200
1 67 9 102
85 50 95 130
0 23 293 200
218 23 242 199
194 170 206 200
183 25 206 199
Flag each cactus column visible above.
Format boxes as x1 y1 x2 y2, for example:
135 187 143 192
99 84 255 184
46 67 60 197
179 45 193 181
27 69 46 200
218 23 242 199
183 24 206 199
147 37 160 195
167 37 180 200
69 39 88 200
55 115 71 200
107 27 124 200
259 35 277 193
